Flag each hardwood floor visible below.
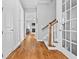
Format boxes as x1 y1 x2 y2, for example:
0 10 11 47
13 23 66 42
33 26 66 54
6 33 68 59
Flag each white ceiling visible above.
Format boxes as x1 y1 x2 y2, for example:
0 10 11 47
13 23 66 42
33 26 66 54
20 0 54 21
20 0 53 9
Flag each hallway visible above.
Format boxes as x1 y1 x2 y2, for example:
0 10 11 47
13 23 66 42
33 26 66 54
2 0 77 59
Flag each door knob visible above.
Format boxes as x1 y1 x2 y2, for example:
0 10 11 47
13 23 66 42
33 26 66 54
2 31 3 34
10 29 14 31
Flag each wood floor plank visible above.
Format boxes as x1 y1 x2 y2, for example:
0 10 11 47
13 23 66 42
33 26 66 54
6 33 68 59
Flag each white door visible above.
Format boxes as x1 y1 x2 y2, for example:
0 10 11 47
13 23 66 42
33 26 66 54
2 8 14 59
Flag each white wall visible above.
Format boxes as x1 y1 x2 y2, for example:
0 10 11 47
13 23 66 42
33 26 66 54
37 0 56 41
2 0 24 59
20 3 25 41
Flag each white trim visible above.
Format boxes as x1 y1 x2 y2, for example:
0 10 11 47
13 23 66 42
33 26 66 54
57 46 77 59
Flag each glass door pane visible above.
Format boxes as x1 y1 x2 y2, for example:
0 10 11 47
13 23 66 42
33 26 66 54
71 0 77 7
66 21 70 30
71 20 77 31
71 32 77 43
66 31 70 41
62 40 65 48
62 4 65 12
62 23 65 30
71 44 77 56
66 10 70 20
71 7 77 19
62 0 65 3
66 0 70 10
66 41 70 51
62 31 65 39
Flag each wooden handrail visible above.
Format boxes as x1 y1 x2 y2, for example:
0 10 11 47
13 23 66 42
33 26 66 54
51 20 58 26
49 19 56 24
42 25 48 30
40 18 58 46
42 19 58 30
